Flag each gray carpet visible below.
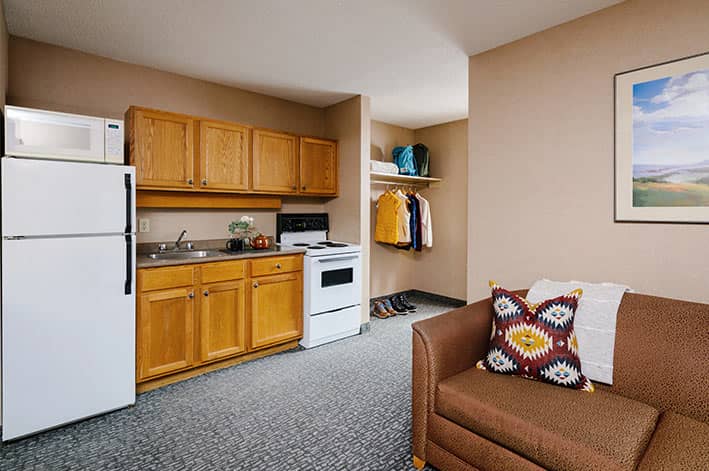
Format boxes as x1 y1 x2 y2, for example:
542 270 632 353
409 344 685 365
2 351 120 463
0 294 457 470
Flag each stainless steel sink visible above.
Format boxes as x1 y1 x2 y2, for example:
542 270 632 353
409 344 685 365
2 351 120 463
146 249 225 260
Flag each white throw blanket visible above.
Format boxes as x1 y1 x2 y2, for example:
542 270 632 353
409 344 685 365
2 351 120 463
526 279 631 385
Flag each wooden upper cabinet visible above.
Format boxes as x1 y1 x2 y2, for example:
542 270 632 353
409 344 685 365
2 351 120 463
299 137 337 196
127 107 195 189
126 106 338 199
251 129 298 194
199 280 246 362
198 120 250 192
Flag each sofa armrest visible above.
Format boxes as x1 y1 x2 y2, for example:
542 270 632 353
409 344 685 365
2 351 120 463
411 297 494 462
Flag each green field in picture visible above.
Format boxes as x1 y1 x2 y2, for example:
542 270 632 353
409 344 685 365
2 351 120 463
633 181 709 207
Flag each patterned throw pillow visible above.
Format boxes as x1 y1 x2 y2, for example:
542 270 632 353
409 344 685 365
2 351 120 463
476 281 594 392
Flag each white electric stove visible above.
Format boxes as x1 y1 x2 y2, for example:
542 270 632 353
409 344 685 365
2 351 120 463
277 213 362 348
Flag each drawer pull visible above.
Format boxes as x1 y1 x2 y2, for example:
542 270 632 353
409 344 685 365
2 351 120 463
275 263 282 269
203 290 209 296
253 281 259 288
188 292 194 299
187 178 193 185
202 179 208 186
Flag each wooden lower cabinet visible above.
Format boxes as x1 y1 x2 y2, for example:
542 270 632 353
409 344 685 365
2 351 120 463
137 286 195 381
250 272 303 349
200 280 246 362
136 254 303 389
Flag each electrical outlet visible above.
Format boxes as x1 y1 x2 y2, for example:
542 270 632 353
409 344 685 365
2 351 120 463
139 218 150 233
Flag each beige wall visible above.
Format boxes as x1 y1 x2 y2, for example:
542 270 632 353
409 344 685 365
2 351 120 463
468 0 709 303
414 120 468 300
7 36 328 243
369 120 468 300
324 95 371 323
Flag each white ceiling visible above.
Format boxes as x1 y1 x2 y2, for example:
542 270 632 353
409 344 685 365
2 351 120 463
5 0 621 129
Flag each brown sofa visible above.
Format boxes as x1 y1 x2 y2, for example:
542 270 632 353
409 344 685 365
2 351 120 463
411 291 709 471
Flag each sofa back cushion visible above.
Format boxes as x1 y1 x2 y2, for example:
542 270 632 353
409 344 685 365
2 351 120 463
608 292 708 423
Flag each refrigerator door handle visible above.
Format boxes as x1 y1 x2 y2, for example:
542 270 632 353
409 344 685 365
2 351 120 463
124 234 133 295
124 173 132 234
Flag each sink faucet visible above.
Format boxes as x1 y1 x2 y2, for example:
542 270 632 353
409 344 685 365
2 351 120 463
175 229 188 250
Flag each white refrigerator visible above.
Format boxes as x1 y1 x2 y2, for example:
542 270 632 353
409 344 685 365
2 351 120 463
1 157 136 441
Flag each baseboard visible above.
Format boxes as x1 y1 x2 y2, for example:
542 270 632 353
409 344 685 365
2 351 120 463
410 289 467 307
370 289 466 308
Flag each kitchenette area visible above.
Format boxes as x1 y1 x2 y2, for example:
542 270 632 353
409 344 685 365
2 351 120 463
1 98 365 440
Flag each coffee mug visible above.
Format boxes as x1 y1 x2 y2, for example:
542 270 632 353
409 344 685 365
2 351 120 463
226 238 243 252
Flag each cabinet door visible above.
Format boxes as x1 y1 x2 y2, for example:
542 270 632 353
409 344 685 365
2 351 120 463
250 272 303 349
200 280 246 362
299 137 337 195
128 108 195 189
252 129 298 193
137 287 195 381
199 120 250 191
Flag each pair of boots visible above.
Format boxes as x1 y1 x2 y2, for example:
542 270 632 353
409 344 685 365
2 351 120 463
371 294 417 319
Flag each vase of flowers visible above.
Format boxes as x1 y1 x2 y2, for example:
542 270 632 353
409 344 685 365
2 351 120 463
228 216 259 248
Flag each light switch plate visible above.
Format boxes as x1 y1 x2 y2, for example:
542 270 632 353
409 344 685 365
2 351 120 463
138 218 150 233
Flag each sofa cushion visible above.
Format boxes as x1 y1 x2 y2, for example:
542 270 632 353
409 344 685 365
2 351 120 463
436 368 659 471
476 281 594 391
637 412 709 470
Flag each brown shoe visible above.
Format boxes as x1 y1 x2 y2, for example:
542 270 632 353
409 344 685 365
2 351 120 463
371 301 390 319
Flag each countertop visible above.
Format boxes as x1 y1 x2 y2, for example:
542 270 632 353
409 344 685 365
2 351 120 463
136 240 306 269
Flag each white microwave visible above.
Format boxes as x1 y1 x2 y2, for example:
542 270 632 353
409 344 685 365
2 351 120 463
4 106 124 164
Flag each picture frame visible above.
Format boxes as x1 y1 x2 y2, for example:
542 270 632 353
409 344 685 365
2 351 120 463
615 51 709 223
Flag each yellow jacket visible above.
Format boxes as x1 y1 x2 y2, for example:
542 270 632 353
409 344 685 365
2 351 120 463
374 191 401 244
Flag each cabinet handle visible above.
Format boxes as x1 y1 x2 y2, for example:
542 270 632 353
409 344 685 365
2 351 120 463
202 179 208 186
188 292 194 299
203 290 209 297
302 185 306 190
253 281 259 288
291 185 296 190
275 263 282 269
187 178 193 185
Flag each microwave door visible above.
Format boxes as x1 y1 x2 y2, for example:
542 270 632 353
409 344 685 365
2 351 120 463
5 106 106 162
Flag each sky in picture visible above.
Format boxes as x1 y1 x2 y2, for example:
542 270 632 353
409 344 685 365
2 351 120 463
633 68 709 166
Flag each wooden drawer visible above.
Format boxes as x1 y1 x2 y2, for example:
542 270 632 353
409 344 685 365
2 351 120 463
200 260 247 283
250 255 303 277
139 266 195 292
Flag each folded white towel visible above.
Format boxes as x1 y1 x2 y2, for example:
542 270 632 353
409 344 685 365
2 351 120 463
526 279 631 385
370 160 399 174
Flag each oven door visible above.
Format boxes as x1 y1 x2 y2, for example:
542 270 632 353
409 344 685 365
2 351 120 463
304 252 361 315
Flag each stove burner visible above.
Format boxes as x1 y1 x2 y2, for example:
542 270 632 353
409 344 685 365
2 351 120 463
326 243 347 247
292 243 310 246
315 241 330 245
307 246 326 249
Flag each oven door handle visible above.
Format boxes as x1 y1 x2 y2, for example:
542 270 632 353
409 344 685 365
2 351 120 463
315 255 359 263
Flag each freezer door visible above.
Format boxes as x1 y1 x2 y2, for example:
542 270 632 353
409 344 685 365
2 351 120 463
2 235 135 441
1 158 135 237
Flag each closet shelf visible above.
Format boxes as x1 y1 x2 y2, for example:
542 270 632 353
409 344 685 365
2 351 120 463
369 172 442 187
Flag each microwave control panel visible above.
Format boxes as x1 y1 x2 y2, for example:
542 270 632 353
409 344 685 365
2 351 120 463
104 119 124 164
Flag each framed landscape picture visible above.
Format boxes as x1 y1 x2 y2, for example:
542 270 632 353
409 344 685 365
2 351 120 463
615 51 709 222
